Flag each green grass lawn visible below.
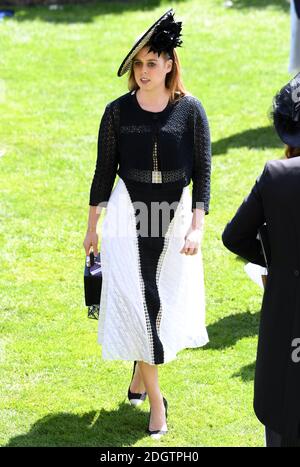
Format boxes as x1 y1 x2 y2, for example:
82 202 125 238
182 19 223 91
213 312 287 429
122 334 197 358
0 0 291 447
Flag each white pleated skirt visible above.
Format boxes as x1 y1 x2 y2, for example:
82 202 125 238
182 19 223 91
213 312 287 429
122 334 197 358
98 177 209 365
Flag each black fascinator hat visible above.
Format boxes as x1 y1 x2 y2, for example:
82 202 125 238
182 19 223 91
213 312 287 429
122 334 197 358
117 8 183 77
271 72 300 147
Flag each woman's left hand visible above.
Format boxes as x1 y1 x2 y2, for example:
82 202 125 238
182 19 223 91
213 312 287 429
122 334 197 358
180 226 203 255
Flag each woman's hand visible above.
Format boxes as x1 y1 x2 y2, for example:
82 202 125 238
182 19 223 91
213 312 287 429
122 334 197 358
84 206 102 256
83 230 99 256
180 226 203 255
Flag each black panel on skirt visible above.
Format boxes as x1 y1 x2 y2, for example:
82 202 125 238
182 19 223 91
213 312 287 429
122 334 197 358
124 179 183 364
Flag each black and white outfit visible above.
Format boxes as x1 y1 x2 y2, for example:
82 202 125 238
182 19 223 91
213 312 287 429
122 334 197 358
89 89 211 365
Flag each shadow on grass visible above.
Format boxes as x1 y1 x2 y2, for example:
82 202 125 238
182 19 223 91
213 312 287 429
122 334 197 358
230 0 289 12
4 0 188 24
203 311 259 382
212 125 283 156
203 310 260 351
232 360 256 382
5 402 150 447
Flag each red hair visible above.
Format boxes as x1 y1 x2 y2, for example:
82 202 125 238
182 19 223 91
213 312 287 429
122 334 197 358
284 145 300 158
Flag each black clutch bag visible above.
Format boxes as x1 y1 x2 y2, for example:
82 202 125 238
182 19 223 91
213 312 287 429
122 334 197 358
84 249 102 319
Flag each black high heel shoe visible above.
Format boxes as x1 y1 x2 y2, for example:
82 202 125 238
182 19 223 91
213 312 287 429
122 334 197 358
146 396 168 439
127 360 147 407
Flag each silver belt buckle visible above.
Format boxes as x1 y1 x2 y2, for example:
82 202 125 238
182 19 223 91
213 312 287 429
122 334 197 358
152 170 162 183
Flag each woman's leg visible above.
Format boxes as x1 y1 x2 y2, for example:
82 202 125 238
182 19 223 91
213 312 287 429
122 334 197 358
138 361 167 431
130 361 146 393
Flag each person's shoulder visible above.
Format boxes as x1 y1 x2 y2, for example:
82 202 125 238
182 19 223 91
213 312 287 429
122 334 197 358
106 91 132 108
180 93 204 108
257 159 274 182
178 93 208 119
263 158 290 174
99 92 132 123
264 157 300 177
257 158 296 187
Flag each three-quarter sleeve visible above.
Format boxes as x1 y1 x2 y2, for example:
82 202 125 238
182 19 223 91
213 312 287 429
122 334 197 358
89 101 119 207
191 98 211 214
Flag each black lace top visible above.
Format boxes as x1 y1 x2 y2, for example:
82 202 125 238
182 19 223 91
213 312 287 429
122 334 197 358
89 90 211 213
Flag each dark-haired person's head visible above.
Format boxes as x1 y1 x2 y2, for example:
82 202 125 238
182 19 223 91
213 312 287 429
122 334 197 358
271 72 300 159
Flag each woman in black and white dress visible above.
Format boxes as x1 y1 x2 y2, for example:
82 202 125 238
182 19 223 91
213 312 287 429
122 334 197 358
83 8 211 439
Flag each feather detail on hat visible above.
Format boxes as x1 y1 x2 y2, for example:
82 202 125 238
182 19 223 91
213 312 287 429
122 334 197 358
147 10 183 56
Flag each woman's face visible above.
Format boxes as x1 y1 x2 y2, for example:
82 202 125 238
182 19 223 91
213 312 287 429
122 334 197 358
132 46 173 90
